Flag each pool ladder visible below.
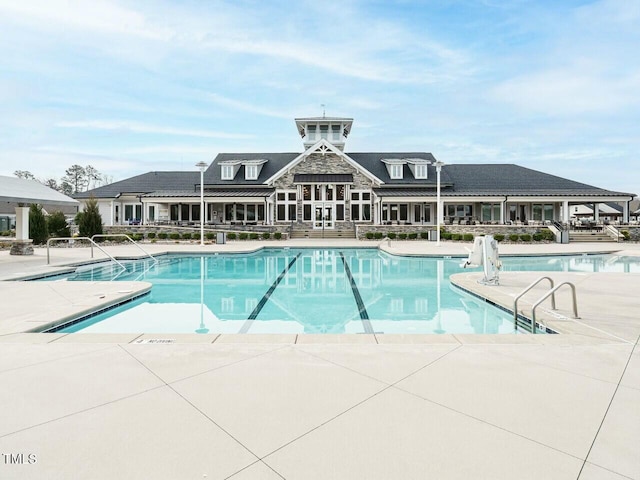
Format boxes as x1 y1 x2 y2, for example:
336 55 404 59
46 234 157 268
513 276 579 333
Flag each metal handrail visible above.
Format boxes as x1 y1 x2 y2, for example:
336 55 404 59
92 234 158 264
531 282 579 333
513 276 556 329
46 237 126 270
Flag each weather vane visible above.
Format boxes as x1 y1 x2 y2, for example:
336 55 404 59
321 104 326 118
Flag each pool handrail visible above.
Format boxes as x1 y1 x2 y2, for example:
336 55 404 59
91 234 158 265
46 236 126 271
513 276 556 331
531 282 579 333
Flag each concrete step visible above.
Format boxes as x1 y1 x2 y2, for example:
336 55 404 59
290 229 356 239
569 232 616 242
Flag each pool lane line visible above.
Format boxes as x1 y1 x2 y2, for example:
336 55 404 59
239 253 302 332
339 252 374 334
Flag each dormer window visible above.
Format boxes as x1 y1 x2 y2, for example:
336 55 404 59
221 165 234 180
414 164 428 178
308 125 317 141
390 164 403 179
245 165 258 180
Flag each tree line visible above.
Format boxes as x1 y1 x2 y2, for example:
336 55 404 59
28 197 103 244
14 165 113 195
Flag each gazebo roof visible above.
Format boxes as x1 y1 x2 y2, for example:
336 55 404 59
0 176 78 206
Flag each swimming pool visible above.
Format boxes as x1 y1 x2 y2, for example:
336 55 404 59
40 249 640 335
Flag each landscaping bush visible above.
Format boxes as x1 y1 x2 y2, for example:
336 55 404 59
519 234 532 242
169 233 180 240
374 232 383 240
262 232 271 240
408 233 418 240
494 234 505 242
420 231 429 239
387 232 397 239
29 204 48 245
206 232 215 240
462 233 474 242
398 233 407 240
365 232 375 240
540 229 555 241
77 196 103 239
509 234 520 242
192 233 201 240
249 233 259 240
46 210 70 238
132 233 144 241
442 232 452 240
181 232 192 240
158 232 168 240
274 232 282 240
451 233 462 241
532 233 543 241
621 230 630 241
147 232 156 239
227 233 237 240
239 232 248 240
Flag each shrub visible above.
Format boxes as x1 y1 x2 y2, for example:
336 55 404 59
365 232 375 240
520 234 532 242
398 233 407 240
150 239 157 243
132 233 144 241
169 233 180 240
227 232 237 240
239 232 248 240
192 233 201 240
274 232 282 240
442 232 452 240
509 234 520 242
621 230 630 241
494 234 505 242
540 229 555 241
463 233 474 242
262 232 271 240
182 232 192 240
451 233 462 241
408 233 418 240
147 232 156 239
206 232 215 240
46 210 70 238
249 233 259 240
77 196 103 238
420 231 429 239
374 232 383 240
158 232 168 240
29 204 48 244
532 233 543 241
387 232 397 239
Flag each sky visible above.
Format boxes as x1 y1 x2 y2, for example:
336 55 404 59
0 0 639 195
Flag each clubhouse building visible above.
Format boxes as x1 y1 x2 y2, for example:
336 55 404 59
76 116 635 234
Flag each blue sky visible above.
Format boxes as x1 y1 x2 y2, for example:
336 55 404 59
1 0 638 195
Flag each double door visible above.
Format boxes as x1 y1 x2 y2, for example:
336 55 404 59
314 203 334 229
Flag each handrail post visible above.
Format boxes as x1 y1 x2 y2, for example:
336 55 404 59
513 276 556 331
531 282 579 333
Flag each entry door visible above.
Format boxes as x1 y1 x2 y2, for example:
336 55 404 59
314 203 334 229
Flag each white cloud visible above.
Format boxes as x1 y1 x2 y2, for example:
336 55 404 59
55 120 253 139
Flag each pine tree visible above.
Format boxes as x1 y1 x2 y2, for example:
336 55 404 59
29 204 49 245
78 196 103 238
47 211 71 238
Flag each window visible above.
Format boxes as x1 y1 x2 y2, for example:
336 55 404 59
320 124 328 139
307 125 317 141
446 205 472 218
481 204 501 222
221 165 234 180
276 190 296 222
191 204 200 221
351 191 372 222
533 204 554 221
389 164 403 179
181 204 190 221
170 204 179 221
245 165 258 180
414 164 428 179
331 124 340 141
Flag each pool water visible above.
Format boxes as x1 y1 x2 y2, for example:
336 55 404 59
43 249 640 335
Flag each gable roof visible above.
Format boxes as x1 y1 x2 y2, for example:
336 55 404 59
0 175 78 206
347 152 438 185
75 171 200 199
206 153 299 185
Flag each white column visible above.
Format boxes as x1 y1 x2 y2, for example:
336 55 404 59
500 200 505 224
563 201 570 225
15 206 29 240
594 203 600 223
623 201 630 223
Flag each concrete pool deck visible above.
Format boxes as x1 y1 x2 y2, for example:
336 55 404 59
0 240 639 479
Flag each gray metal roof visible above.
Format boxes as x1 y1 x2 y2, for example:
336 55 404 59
206 153 299 185
347 152 439 185
143 189 274 198
0 175 79 206
293 174 353 183
75 171 200 199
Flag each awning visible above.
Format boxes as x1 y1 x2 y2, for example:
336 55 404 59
0 175 79 206
293 174 353 183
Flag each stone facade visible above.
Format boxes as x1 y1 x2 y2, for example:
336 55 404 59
355 224 550 240
273 152 375 232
